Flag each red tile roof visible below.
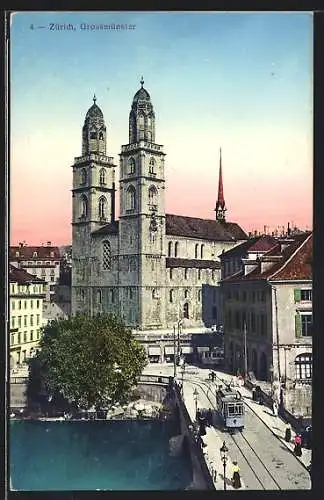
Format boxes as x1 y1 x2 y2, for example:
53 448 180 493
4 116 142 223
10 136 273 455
10 246 61 260
166 214 247 241
247 236 279 253
91 215 248 242
268 233 312 281
220 235 278 258
222 232 312 283
9 265 45 284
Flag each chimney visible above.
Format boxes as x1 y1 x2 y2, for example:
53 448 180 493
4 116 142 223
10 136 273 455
47 241 51 246
287 222 291 236
19 242 23 248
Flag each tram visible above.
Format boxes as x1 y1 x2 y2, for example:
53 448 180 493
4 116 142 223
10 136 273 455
216 385 244 431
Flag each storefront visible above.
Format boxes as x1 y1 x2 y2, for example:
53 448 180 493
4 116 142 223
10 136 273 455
148 346 161 363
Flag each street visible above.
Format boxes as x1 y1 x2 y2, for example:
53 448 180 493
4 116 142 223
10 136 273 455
143 363 311 490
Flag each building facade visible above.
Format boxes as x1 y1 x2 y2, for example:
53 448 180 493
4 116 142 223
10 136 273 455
9 265 46 367
10 242 61 302
220 232 312 413
71 80 247 331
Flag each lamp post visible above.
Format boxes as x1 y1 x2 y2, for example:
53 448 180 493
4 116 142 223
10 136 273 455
173 324 177 379
193 388 199 419
181 362 186 396
220 441 229 491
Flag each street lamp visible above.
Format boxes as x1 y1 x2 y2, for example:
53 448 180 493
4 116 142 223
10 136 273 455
193 388 199 418
220 441 229 491
181 363 186 396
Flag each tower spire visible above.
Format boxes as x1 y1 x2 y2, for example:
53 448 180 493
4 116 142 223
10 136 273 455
93 93 97 104
214 147 227 222
140 76 144 88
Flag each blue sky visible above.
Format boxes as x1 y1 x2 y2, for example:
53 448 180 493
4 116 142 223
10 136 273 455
10 11 313 244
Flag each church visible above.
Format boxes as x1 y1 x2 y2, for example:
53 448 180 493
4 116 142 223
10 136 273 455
71 78 247 331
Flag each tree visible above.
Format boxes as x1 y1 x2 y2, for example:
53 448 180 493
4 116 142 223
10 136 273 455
35 313 147 409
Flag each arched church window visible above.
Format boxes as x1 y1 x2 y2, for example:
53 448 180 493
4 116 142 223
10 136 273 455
99 168 106 185
126 185 136 211
90 128 96 140
149 158 155 174
80 289 85 300
97 289 102 304
169 289 174 303
128 158 135 175
168 241 173 257
175 242 179 258
99 196 107 220
200 244 204 259
80 168 87 185
184 289 189 299
183 302 189 319
80 195 88 218
148 185 157 207
195 244 199 259
102 240 111 270
185 269 189 280
99 129 104 140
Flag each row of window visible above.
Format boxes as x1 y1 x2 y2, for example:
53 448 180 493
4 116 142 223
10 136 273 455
296 313 312 337
225 290 266 303
126 157 156 176
10 329 41 345
11 314 41 328
168 242 206 259
169 267 217 281
225 309 268 336
11 299 41 310
169 289 201 303
22 261 59 266
10 284 44 294
14 252 56 259
80 167 106 186
294 289 312 302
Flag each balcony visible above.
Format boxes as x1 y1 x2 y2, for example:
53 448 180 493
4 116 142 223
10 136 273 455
121 141 164 153
74 153 114 165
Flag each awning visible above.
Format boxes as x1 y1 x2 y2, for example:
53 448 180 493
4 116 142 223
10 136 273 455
148 347 161 356
181 346 193 354
165 346 175 355
197 346 210 353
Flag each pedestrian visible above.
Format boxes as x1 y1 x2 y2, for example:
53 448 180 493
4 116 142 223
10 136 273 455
284 423 292 443
294 434 302 457
252 387 256 402
231 461 241 489
272 401 278 417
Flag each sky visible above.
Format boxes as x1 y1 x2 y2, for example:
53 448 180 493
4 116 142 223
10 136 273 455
10 11 313 245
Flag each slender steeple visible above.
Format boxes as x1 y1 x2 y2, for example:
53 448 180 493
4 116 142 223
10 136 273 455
214 148 227 222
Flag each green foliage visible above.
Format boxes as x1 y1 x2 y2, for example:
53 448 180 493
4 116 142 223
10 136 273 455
36 313 147 409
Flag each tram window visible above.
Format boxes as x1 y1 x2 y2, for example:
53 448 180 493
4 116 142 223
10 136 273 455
227 405 235 414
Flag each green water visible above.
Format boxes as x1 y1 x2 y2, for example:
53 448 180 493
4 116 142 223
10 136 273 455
10 420 192 490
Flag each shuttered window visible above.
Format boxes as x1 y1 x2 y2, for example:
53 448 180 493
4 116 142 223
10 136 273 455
295 314 302 337
294 288 301 302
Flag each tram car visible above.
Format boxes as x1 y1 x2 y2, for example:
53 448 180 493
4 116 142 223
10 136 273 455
216 385 244 431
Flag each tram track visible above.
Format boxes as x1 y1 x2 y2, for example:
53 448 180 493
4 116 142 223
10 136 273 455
183 375 282 490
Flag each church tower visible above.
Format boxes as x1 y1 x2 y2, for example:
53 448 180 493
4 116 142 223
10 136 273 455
71 95 116 314
118 78 166 328
214 148 227 222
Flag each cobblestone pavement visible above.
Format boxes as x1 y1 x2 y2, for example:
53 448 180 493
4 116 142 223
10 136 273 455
143 363 311 490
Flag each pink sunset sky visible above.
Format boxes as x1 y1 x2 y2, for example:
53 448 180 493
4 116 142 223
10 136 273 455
10 12 313 246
